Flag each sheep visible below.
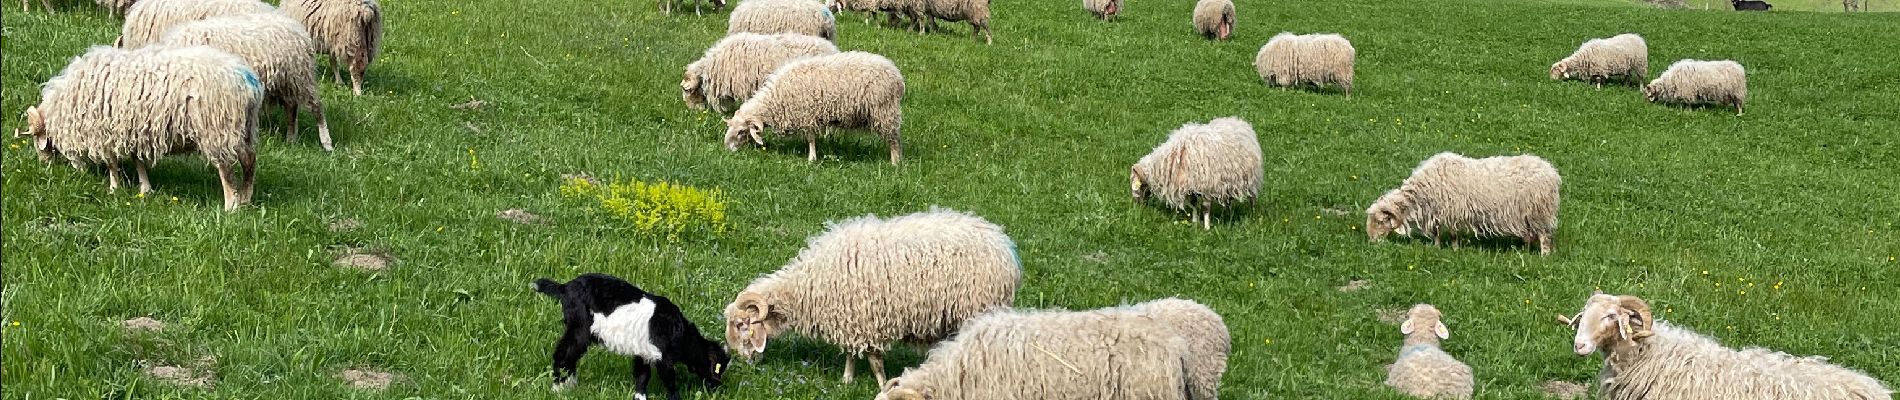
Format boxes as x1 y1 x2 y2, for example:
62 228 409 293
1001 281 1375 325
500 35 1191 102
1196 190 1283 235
875 307 1194 400
681 32 841 114
20 0 137 16
832 0 906 26
158 13 334 151
533 274 731 400
1550 33 1648 90
1364 152 1561 254
1191 0 1234 40
1384 304 1475 400
722 207 1020 387
1559 292 1894 400
1644 59 1747 116
660 0 725 15
722 51 905 165
1130 117 1264 230
280 0 383 96
912 0 992 44
1131 298 1230 400
1253 32 1356 96
17 45 262 211
1732 0 1773 10
114 0 274 48
728 0 837 42
1082 0 1120 20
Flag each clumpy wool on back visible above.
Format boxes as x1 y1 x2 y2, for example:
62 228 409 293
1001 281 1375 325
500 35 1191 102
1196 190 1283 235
1253 33 1356 95
116 0 274 48
1366 152 1561 253
876 307 1193 400
1131 117 1264 228
1550 33 1648 88
683 33 841 113
724 51 905 164
280 0 383 95
1643 59 1747 114
728 0 837 40
1191 0 1234 40
159 12 333 150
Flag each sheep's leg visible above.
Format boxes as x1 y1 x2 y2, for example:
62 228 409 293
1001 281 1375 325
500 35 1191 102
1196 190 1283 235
550 328 591 392
886 132 903 166
1431 229 1442 247
631 361 652 399
1202 198 1213 230
105 163 124 193
806 130 819 163
349 53 367 96
214 163 241 211
331 54 345 85
135 161 153 195
283 98 301 143
311 99 334 151
840 354 856 383
1540 234 1555 255
238 149 257 206
655 360 683 400
868 351 887 388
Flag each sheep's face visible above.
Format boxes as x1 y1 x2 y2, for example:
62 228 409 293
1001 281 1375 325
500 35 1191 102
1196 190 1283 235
1217 16 1232 40
18 106 56 163
689 347 732 388
1364 191 1408 241
1641 85 1659 102
723 292 782 363
1563 292 1654 356
722 117 765 151
1104 0 1120 17
681 71 706 110
1399 304 1449 340
875 378 929 400
1549 63 1569 80
1129 166 1149 202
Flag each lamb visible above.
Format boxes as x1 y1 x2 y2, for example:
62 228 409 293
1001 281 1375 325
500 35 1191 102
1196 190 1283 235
875 307 1194 400
533 274 732 400
722 207 1021 387
159 13 335 151
727 0 838 42
1559 292 1893 400
114 0 274 48
1082 0 1120 20
1131 298 1230 400
912 0 993 44
660 0 725 15
681 33 841 114
1644 59 1747 116
1550 33 1648 90
1130 117 1264 230
1384 304 1475 400
17 45 262 211
1191 0 1234 40
281 0 383 96
1364 152 1561 254
722 51 905 165
1253 32 1356 96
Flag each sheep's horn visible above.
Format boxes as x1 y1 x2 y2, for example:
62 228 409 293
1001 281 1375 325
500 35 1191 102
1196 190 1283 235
1555 314 1574 326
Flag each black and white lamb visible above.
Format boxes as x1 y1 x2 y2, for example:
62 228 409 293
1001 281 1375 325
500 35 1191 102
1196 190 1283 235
533 273 731 400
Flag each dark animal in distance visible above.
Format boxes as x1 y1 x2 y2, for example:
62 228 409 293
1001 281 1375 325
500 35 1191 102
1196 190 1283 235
1732 0 1773 10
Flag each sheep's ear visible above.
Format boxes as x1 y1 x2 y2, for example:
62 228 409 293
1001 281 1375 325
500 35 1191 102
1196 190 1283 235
1433 321 1449 339
1399 318 1417 335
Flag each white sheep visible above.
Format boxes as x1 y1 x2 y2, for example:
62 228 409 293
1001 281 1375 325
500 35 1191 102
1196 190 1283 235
912 0 992 44
18 45 262 211
1131 298 1230 400
722 207 1020 387
1191 0 1234 40
722 51 905 165
682 32 841 114
159 12 334 151
728 0 838 41
875 307 1194 400
832 0 905 26
114 0 273 48
22 0 138 15
1644 59 1747 116
660 0 725 15
1253 32 1356 96
1365 152 1561 254
1081 0 1120 19
1550 33 1648 90
280 0 383 96
1560 292 1894 400
1384 304 1475 400
1131 117 1264 230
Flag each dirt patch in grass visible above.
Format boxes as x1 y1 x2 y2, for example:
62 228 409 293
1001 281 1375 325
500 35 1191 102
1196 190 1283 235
122 317 165 332
1375 307 1407 325
449 97 488 110
142 356 217 388
1080 250 1109 264
1338 279 1371 292
328 218 365 232
340 368 399 390
334 248 396 271
1321 207 1355 217
560 172 600 185
498 208 544 225
1539 380 1589 399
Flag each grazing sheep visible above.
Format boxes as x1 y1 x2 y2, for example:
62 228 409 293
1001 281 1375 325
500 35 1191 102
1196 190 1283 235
533 274 731 400
1130 117 1264 230
912 0 992 44
875 307 1194 400
1365 152 1561 254
23 0 138 15
1644 59 1747 116
722 51 905 165
1732 0 1773 10
1384 304 1475 400
1191 0 1234 40
660 0 725 15
281 0 383 96
1082 0 1120 19
1550 33 1648 90
18 45 262 211
681 33 841 114
723 208 1020 387
1132 298 1230 400
832 0 906 26
1560 292 1893 400
114 0 274 48
159 13 334 151
728 0 837 41
1253 32 1356 96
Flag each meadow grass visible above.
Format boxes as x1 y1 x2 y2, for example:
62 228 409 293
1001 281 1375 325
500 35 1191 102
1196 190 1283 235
2 0 1897 397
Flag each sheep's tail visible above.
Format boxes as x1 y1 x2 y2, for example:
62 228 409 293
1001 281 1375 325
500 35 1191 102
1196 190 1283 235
532 278 565 297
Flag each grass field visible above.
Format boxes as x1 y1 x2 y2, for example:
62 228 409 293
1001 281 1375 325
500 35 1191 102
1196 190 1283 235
3 0 1898 397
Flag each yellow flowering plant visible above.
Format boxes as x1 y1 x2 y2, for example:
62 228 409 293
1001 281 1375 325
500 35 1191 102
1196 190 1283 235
560 177 729 241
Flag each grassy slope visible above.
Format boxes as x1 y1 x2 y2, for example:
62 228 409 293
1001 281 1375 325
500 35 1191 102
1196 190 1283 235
2 0 1897 397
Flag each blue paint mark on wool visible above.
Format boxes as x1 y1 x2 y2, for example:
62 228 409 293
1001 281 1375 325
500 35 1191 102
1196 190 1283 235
820 6 834 22
239 68 262 96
